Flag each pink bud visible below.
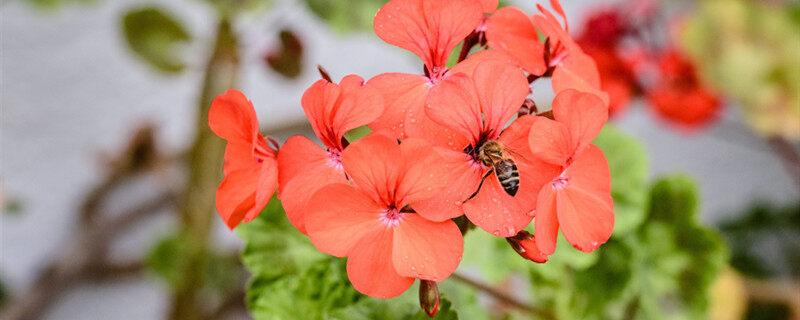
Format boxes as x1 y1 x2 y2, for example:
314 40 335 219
506 231 549 263
419 279 440 318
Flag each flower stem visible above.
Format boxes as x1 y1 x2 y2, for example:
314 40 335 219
167 17 240 320
450 272 556 319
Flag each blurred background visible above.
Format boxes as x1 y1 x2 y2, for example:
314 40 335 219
1 0 798 319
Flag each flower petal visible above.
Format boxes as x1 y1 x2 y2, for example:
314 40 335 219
551 52 610 107
392 214 463 281
332 75 385 136
342 133 402 205
463 175 532 237
367 73 429 140
397 139 450 204
374 0 482 69
278 137 346 234
301 80 341 148
478 0 498 13
410 149 481 221
552 89 608 154
347 227 415 298
449 49 518 76
208 89 259 145
473 61 529 134
556 145 613 252
248 157 278 223
305 183 385 257
277 135 323 189
426 72 482 144
215 165 258 229
534 183 559 255
529 116 572 166
485 7 547 75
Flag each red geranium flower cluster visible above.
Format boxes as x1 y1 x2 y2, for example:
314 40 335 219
208 0 615 308
573 2 722 129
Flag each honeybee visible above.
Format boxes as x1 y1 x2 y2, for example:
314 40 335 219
477 140 520 196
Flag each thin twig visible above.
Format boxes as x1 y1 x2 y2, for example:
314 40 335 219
0 192 174 320
451 272 556 320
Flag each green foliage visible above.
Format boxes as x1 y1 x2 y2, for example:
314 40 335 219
236 197 325 307
249 258 362 319
147 233 191 289
121 7 191 74
524 175 727 320
146 232 240 294
303 0 385 34
594 125 650 236
718 201 800 279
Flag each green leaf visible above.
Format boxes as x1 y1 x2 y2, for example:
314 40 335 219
627 175 728 319
237 197 325 308
121 7 191 74
146 232 240 294
146 233 191 289
718 201 800 278
594 126 650 236
249 258 363 319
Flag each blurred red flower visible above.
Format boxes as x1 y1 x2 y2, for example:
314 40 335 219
648 49 722 129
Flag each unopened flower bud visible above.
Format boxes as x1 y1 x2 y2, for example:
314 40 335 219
518 98 538 117
419 279 440 318
506 231 549 263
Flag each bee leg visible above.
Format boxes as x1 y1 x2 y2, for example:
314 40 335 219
465 170 493 202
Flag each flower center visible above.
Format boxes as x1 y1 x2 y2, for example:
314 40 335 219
379 207 405 228
552 173 569 190
327 148 343 171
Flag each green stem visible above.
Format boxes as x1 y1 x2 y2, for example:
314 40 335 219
168 17 240 320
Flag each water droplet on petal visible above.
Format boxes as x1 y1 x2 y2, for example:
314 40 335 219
505 226 515 235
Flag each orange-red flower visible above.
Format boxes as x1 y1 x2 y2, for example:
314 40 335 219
369 0 492 148
533 1 610 106
529 89 614 254
277 75 383 234
647 49 722 129
484 5 547 75
424 61 560 237
485 0 610 107
208 89 278 229
305 134 463 298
